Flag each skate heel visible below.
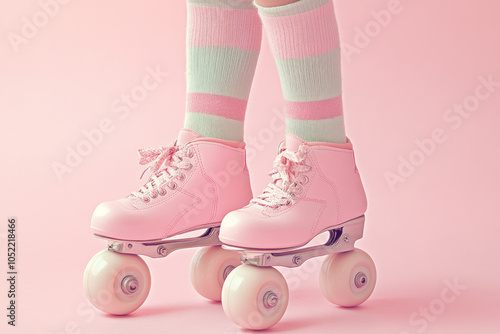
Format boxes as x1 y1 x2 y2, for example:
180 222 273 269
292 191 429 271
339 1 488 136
223 215 366 268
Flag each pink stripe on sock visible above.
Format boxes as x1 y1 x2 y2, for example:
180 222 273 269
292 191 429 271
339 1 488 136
261 1 339 59
188 5 262 50
187 93 247 121
285 95 343 120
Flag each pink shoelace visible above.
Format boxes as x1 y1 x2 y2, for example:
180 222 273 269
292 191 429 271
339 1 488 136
252 145 311 208
130 144 194 202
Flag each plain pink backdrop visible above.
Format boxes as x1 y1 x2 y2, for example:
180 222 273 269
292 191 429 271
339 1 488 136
1 0 500 333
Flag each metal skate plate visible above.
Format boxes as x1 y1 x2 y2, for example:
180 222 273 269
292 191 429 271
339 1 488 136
96 227 221 258
223 216 365 268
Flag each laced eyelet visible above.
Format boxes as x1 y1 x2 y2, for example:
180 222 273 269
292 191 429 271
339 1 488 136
168 182 178 190
177 173 186 181
285 199 292 206
158 188 167 196
186 163 193 170
151 192 158 199
187 149 194 158
302 175 309 184
141 197 150 203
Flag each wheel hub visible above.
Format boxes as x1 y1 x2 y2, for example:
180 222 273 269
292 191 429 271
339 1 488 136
263 291 279 309
354 272 367 288
223 265 235 280
121 275 139 294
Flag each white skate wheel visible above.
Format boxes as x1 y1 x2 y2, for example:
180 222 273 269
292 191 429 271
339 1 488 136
319 248 376 307
222 264 289 330
189 246 241 301
83 249 151 315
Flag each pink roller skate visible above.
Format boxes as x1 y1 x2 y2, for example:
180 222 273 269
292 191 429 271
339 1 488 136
83 129 252 315
219 134 376 330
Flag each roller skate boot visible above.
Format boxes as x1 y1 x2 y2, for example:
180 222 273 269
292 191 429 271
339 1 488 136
219 133 376 330
83 129 252 315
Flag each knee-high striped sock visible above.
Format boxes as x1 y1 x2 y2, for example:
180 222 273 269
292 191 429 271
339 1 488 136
184 0 262 141
257 0 345 143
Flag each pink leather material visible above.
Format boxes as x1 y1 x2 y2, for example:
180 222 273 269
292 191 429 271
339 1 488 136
309 138 352 149
178 129 246 149
285 133 304 151
192 137 246 149
219 134 367 249
177 128 201 146
91 134 252 241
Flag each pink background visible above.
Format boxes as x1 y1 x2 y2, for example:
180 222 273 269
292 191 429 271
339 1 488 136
2 0 500 333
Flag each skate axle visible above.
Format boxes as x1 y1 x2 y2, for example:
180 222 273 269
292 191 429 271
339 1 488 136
232 217 365 268
101 227 222 258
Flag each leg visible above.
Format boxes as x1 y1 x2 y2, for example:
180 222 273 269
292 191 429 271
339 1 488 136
258 0 345 143
184 0 262 141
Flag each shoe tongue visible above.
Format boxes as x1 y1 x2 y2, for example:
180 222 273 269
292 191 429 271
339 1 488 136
177 129 201 146
285 133 307 152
